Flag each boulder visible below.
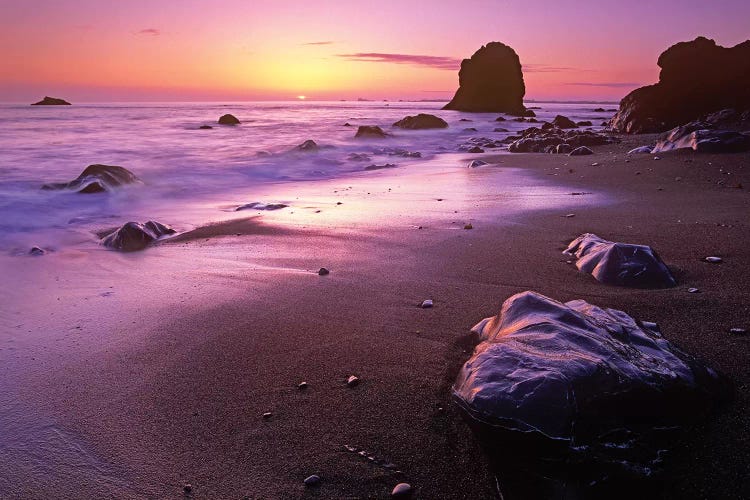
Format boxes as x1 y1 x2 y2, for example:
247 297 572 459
507 127 615 153
393 113 448 129
355 125 389 138
218 114 240 125
568 146 594 156
42 164 140 193
31 96 71 105
294 139 319 152
454 291 728 497
102 221 175 251
651 122 750 153
564 233 676 287
443 42 526 114
610 37 750 133
577 120 593 126
552 115 578 129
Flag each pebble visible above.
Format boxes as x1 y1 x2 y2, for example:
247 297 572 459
563 213 575 218
729 328 747 336
687 288 701 293
304 475 321 487
391 483 414 498
704 256 723 264
298 381 309 390
347 375 360 387
183 483 192 494
591 162 600 166
654 156 660 160
421 299 433 308
262 412 273 420
463 223 473 230
318 267 330 275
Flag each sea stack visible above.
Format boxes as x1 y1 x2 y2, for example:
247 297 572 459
443 42 526 114
31 96 71 105
610 37 750 133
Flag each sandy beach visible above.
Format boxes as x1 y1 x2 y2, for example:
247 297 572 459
1 136 748 499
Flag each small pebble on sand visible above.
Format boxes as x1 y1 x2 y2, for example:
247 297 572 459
729 328 747 336
704 256 723 264
391 483 414 498
262 412 272 419
687 288 701 293
464 223 473 230
183 484 192 494
421 299 433 308
563 213 575 218
347 375 360 387
304 475 321 487
318 267 330 275
298 381 309 390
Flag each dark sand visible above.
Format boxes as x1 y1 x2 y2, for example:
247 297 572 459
3 137 749 499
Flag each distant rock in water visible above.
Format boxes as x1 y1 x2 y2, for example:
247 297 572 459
294 139 319 152
454 291 728 497
565 233 676 287
218 113 240 125
551 115 578 129
355 125 389 138
610 37 750 133
31 96 71 105
42 164 140 194
443 42 526 114
651 121 750 153
102 221 175 251
364 163 396 171
392 113 448 129
198 125 213 130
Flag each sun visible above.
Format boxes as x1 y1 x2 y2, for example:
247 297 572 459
297 95 306 100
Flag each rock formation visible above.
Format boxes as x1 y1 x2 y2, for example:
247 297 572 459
102 221 175 251
651 121 750 153
354 125 389 138
610 37 750 133
42 164 140 193
392 113 448 129
507 127 616 153
443 42 526 114
218 114 240 125
31 96 71 105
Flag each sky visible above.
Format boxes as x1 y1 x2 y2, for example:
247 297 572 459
1 0 749 102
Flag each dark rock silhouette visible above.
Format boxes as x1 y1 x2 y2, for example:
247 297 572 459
651 121 750 153
199 125 213 130
454 291 728 498
610 37 750 133
551 115 578 129
577 120 593 126
42 164 140 193
355 125 389 138
507 127 615 153
294 139 319 152
31 96 71 105
218 113 240 125
102 221 175 251
565 233 676 287
443 42 526 114
392 113 448 129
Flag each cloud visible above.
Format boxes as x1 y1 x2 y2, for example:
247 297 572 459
137 28 160 36
303 41 335 46
336 52 461 70
524 64 581 73
564 82 641 88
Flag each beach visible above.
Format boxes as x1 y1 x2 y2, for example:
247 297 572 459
1 131 749 498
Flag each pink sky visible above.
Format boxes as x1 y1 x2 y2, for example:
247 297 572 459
1 0 749 102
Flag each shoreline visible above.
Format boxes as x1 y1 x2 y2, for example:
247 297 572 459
2 138 749 498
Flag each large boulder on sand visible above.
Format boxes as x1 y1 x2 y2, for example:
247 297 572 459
610 37 750 133
31 96 71 105
564 233 676 287
354 125 389 138
102 221 175 251
393 113 448 129
42 164 140 193
218 114 240 125
651 121 750 153
454 291 727 496
443 42 526 114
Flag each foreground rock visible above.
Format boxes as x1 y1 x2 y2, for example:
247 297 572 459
651 121 750 153
443 42 526 114
565 233 676 287
42 164 140 193
102 221 175 251
610 37 750 133
31 96 71 105
355 125 389 138
218 113 240 125
507 127 617 153
454 291 728 497
392 113 448 129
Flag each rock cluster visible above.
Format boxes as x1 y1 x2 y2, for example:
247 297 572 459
507 126 616 154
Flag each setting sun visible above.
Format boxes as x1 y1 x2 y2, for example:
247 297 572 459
297 95 306 100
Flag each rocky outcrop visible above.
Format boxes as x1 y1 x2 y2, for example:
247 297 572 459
651 121 750 153
354 125 389 138
31 96 71 105
564 233 676 287
610 37 750 133
507 127 616 153
218 114 240 125
42 164 140 193
102 221 175 251
551 115 578 129
454 291 728 496
443 42 526 114
392 114 448 129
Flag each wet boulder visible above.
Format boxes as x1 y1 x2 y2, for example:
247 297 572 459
564 233 676 287
102 221 175 251
454 290 728 497
218 113 240 125
443 42 526 114
355 125 389 138
551 115 578 129
651 121 750 153
42 164 140 194
393 113 448 129
294 139 319 152
568 146 593 156
31 96 71 105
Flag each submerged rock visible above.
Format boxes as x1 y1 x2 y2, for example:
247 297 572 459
29 246 46 256
355 125 389 138
393 113 448 129
101 221 175 251
454 291 728 497
443 42 526 114
235 202 288 211
294 139 319 152
31 96 71 105
565 233 676 287
198 125 213 130
42 164 140 193
218 113 240 125
467 160 488 168
651 121 750 153
364 163 396 171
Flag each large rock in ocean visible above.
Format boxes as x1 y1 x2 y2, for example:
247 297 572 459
102 221 175 251
31 96 71 105
651 121 750 154
218 113 240 125
610 37 750 133
392 113 448 129
42 164 140 193
564 233 676 287
443 42 526 114
454 291 728 497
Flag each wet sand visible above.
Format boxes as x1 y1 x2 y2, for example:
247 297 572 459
1 140 749 499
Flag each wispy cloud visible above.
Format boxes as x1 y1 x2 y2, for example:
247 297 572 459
303 41 335 46
564 82 641 88
336 52 461 70
137 28 160 36
524 64 581 73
